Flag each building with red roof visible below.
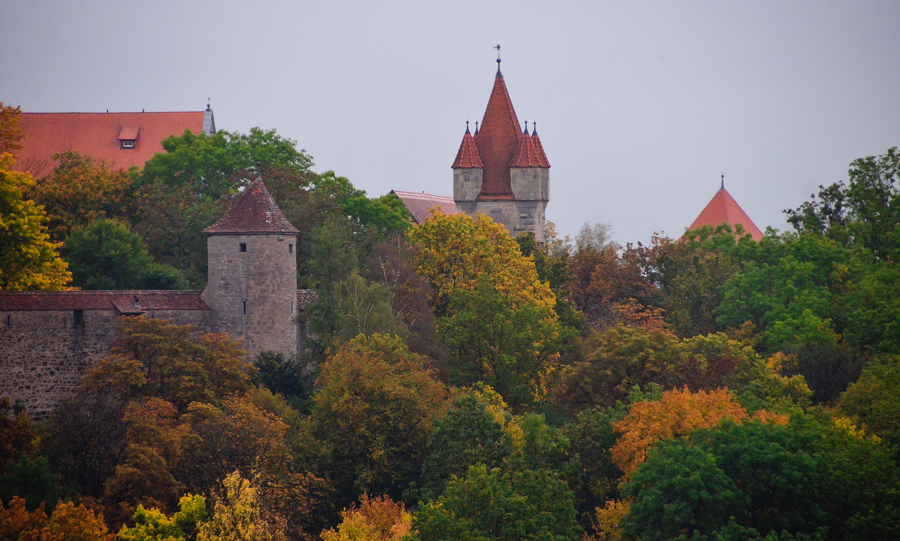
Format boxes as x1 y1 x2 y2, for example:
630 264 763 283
452 57 550 241
390 190 459 224
13 106 215 177
685 177 765 241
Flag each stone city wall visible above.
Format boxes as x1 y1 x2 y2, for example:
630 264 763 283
0 309 211 417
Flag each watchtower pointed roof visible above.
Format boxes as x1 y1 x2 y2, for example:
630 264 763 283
686 185 764 241
452 128 484 168
530 124 551 168
475 70 521 198
204 176 299 235
509 131 542 167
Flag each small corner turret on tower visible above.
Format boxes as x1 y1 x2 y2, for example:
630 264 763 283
452 48 550 242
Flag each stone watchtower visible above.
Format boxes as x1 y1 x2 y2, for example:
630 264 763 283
453 57 550 242
202 176 299 359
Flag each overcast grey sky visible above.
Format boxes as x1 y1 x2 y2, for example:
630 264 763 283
2 1 898 245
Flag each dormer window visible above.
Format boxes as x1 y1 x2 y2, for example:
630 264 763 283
118 126 140 150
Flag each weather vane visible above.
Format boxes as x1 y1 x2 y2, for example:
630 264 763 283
495 44 501 62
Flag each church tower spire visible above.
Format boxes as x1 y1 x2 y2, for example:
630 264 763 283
452 52 550 242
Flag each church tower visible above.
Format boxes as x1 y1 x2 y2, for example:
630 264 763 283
202 176 299 359
453 56 550 242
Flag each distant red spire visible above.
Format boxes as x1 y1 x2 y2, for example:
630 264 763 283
686 186 764 241
475 71 521 199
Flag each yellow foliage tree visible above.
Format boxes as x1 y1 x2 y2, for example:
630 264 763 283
611 387 787 476
406 210 556 317
0 153 71 290
198 471 285 541
0 102 24 156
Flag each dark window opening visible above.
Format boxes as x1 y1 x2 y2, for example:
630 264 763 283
288 243 293 254
290 301 293 314
73 310 84 326
6 315 10 327
243 301 247 315
121 140 135 149
239 243 247 252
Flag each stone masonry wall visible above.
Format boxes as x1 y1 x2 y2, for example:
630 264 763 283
0 309 210 418
203 233 298 360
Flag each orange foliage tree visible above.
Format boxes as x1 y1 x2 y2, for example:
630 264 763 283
0 497 115 541
321 494 412 541
611 387 787 476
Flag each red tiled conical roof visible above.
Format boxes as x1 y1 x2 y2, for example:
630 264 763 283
475 71 521 199
686 187 764 241
509 132 543 167
205 178 299 235
530 125 551 168
452 130 484 168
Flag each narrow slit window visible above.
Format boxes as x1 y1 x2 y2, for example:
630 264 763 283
6 315 11 327
243 301 247 315
288 243 293 254
73 310 84 326
239 243 247 252
290 301 293 314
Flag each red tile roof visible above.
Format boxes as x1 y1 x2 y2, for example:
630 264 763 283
14 111 210 177
509 132 544 168
452 130 484 169
530 125 551 168
686 187 764 241
205 178 300 235
475 72 521 199
391 190 459 223
0 290 208 311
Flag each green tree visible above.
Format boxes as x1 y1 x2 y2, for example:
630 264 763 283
417 389 515 501
838 354 900 452
62 219 185 290
0 153 71 290
311 334 447 509
117 494 208 541
786 147 900 260
622 439 739 541
0 456 63 513
439 275 565 409
561 404 629 531
411 464 581 541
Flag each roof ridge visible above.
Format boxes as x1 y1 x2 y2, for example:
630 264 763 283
22 111 205 115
